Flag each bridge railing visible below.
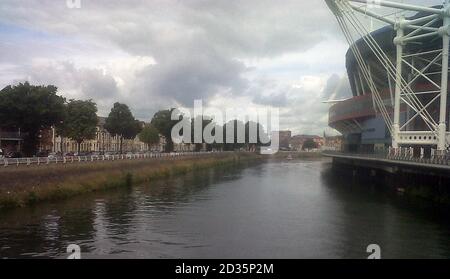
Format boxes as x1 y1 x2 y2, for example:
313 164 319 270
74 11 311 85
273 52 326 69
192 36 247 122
322 149 450 166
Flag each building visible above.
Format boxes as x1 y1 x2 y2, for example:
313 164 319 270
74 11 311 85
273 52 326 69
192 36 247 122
327 3 450 155
327 23 395 153
328 13 437 153
322 135 342 151
278 130 292 150
174 143 196 152
2 115 199 155
0 127 23 153
0 127 57 155
52 116 165 154
1 115 181 155
289 135 324 151
0 117 172 155
38 128 54 153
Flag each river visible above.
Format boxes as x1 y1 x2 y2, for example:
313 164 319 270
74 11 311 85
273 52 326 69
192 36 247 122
1 158 450 259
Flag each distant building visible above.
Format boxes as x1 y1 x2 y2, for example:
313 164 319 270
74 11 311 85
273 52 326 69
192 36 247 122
1 115 185 155
174 142 195 152
38 128 54 152
52 116 165 154
1 116 205 155
1 126 57 154
0 127 23 153
289 135 324 151
323 135 343 151
278 131 292 150
289 135 303 151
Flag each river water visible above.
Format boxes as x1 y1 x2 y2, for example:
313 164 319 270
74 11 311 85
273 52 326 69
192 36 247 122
1 158 450 259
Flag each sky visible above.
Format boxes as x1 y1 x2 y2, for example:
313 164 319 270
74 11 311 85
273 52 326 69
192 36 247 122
0 0 442 135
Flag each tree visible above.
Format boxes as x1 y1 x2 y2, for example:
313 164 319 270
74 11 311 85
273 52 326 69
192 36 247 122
54 107 69 153
61 99 98 154
139 124 160 151
104 103 141 154
209 124 224 151
223 120 246 151
0 82 66 156
191 116 213 152
151 109 180 152
244 121 270 151
302 138 318 150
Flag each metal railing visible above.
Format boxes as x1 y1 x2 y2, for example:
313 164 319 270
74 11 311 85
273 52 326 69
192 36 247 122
323 148 450 166
0 151 233 168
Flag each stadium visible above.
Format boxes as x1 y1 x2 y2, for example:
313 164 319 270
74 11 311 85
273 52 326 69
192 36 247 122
327 0 450 156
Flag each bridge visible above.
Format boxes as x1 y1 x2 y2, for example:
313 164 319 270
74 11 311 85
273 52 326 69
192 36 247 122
323 150 450 176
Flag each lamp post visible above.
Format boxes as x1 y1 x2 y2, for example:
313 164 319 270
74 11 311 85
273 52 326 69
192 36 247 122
59 120 64 154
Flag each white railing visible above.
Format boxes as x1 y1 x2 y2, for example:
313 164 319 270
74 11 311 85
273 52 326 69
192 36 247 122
323 149 450 166
1 151 233 168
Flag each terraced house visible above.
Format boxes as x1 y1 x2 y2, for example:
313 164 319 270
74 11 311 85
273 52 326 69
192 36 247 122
0 127 23 153
51 117 166 154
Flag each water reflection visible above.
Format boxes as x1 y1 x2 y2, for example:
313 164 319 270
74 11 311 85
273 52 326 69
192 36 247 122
1 159 450 258
320 163 450 259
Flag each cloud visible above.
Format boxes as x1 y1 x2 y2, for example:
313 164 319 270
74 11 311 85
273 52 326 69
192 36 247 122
248 77 289 107
132 46 249 106
253 92 289 107
24 60 120 114
79 68 119 101
0 1 342 57
322 74 352 100
0 0 366 134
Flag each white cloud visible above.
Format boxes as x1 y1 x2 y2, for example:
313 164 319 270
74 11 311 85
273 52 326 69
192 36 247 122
0 0 377 135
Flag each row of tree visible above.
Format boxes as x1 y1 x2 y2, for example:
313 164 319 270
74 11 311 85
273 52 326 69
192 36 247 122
149 109 270 153
0 83 145 156
0 82 269 156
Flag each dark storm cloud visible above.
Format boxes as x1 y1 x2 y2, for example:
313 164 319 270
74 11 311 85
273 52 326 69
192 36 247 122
133 46 249 106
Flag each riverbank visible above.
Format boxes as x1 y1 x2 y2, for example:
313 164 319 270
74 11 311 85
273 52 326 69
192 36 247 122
0 152 261 210
271 151 323 159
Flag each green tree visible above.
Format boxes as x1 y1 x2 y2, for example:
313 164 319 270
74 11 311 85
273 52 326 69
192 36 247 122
209 124 224 151
191 116 213 152
139 124 160 151
302 138 318 150
104 102 141 154
151 109 180 152
245 121 269 151
0 82 66 156
54 107 69 153
223 120 246 151
61 99 98 154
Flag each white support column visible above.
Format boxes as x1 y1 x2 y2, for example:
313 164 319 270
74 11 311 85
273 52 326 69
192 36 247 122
438 2 450 151
392 18 405 149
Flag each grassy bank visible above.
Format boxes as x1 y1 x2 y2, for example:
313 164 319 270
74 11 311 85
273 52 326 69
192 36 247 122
0 152 261 210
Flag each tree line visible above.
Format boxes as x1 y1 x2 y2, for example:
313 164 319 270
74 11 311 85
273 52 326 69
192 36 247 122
0 82 269 156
